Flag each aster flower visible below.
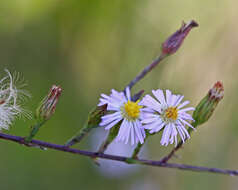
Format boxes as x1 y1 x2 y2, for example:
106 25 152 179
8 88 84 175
141 89 194 146
0 69 30 130
98 88 146 145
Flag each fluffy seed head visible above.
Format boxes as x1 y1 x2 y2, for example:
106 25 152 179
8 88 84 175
0 69 30 130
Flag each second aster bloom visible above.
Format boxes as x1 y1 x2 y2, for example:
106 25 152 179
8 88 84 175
141 89 194 146
98 88 146 145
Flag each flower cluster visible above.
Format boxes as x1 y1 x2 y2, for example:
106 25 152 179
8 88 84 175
99 87 194 146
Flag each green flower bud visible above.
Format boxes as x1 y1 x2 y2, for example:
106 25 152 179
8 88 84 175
193 81 224 126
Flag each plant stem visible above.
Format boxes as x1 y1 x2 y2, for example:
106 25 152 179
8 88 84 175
25 121 45 143
65 123 94 147
125 53 167 90
159 126 194 163
0 132 238 176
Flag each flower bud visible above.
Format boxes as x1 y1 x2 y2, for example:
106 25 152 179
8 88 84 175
193 81 224 126
36 85 62 121
162 20 198 55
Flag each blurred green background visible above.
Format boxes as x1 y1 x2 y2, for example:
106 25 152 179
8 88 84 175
0 0 237 189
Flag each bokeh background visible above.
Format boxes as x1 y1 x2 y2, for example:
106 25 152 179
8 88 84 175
0 0 237 189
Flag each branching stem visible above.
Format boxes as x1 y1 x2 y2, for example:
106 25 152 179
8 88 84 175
1 132 237 176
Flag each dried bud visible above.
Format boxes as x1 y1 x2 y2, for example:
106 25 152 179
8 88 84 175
208 81 224 101
193 81 224 126
36 85 62 121
162 20 198 55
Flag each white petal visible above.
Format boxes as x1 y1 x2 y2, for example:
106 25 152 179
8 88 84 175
178 107 195 113
174 95 184 107
141 116 159 124
104 118 122 130
101 93 110 99
111 89 125 101
130 123 135 145
160 124 172 146
169 124 177 145
179 112 194 121
124 121 131 144
116 120 128 142
140 107 155 113
170 95 179 107
166 90 172 106
176 125 185 142
152 89 166 105
100 112 122 126
177 100 190 109
150 122 165 133
101 112 121 120
179 118 195 129
178 121 190 139
134 121 144 144
141 95 161 112
107 104 121 111
125 87 131 101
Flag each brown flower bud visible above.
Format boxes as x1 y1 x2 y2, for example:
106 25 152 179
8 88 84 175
36 85 62 121
208 81 224 101
162 20 198 55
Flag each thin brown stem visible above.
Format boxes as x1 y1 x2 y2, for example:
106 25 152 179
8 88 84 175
125 53 167 90
160 128 193 163
1 132 238 176
160 141 183 163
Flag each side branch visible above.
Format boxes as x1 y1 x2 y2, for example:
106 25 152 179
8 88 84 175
125 53 167 90
160 138 184 163
0 132 237 176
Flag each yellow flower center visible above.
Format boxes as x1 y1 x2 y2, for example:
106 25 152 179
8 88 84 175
123 100 142 120
165 107 178 120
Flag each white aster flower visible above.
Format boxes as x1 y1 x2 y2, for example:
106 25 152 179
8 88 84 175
98 87 146 145
141 89 195 146
0 69 30 130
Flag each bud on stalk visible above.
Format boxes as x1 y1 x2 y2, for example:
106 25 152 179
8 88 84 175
36 85 62 122
162 20 198 56
65 104 107 147
193 81 224 126
25 85 62 143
